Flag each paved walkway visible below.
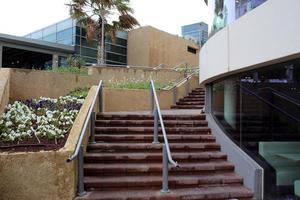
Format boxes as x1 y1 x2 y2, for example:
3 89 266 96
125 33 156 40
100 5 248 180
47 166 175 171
103 109 203 116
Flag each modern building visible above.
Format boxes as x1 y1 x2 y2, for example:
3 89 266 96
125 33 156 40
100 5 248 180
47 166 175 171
201 0 299 199
25 18 128 66
128 26 199 68
0 33 73 69
181 22 208 46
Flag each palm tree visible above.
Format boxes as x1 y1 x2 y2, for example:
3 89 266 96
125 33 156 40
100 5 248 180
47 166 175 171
68 0 139 66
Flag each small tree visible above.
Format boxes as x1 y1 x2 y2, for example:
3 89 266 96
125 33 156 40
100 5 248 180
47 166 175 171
68 0 139 66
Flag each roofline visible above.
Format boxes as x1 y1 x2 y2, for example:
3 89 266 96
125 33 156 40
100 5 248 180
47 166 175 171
0 33 75 54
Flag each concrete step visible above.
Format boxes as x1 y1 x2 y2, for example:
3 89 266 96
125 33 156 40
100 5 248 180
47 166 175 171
97 114 206 121
95 120 208 127
176 101 204 106
84 152 227 163
171 105 204 109
95 126 211 134
180 98 205 102
75 186 253 200
84 173 243 190
87 142 221 153
84 161 235 176
94 134 215 143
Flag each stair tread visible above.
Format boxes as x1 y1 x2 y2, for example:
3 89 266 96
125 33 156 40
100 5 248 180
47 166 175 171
84 161 234 171
84 173 243 185
76 185 252 200
85 152 227 160
87 142 220 150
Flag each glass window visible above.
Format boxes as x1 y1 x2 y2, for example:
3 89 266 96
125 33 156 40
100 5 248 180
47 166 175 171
81 47 97 58
58 38 73 46
106 52 126 64
57 28 73 41
31 31 43 39
43 25 56 36
106 44 127 55
211 59 300 199
43 33 56 42
57 18 74 32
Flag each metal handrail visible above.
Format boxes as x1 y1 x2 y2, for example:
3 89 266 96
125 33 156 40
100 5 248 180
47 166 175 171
150 80 178 167
66 80 103 196
256 87 300 107
171 61 188 70
162 69 200 91
239 83 300 123
150 80 178 193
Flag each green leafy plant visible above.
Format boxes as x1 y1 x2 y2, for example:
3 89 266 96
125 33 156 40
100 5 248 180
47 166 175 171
50 66 88 75
66 56 85 69
68 87 90 99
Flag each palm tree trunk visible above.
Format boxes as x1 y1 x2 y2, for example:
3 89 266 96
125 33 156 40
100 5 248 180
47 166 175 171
97 20 105 66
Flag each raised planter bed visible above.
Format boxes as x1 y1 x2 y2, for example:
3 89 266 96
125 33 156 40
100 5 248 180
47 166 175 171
0 95 85 152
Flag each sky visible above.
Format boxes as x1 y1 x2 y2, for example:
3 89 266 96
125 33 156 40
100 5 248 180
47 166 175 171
0 0 209 37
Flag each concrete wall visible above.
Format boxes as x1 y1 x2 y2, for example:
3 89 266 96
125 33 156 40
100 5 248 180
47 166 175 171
0 68 10 115
206 114 264 200
88 66 184 84
9 69 199 112
0 86 98 200
128 26 199 68
200 0 300 84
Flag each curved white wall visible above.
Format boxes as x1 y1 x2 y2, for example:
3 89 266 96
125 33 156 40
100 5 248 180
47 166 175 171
200 0 300 84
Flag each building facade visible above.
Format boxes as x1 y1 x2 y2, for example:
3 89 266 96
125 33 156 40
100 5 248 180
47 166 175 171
181 22 208 46
200 0 300 199
128 26 199 68
25 18 128 66
207 0 267 36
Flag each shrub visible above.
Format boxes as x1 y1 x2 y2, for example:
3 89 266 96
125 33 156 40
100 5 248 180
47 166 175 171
68 87 90 99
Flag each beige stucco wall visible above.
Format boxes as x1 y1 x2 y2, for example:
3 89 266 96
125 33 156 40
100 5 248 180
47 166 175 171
9 69 199 112
0 68 10 115
128 26 199 68
0 86 98 200
88 66 184 84
200 0 300 84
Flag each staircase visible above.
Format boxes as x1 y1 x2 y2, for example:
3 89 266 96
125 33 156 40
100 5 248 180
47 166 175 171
171 88 205 109
76 112 253 199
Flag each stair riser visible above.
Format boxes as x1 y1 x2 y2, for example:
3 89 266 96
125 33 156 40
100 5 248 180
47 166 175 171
97 116 206 121
95 122 208 127
84 168 235 177
171 106 204 109
85 181 242 191
176 102 204 106
94 132 212 136
87 148 221 154
95 128 211 133
180 99 205 102
94 135 215 143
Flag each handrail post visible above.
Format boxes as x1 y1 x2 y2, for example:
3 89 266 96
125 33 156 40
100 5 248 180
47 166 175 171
99 84 103 113
89 112 96 144
185 79 190 96
150 84 154 113
153 109 160 144
161 144 170 193
77 145 86 196
172 87 177 105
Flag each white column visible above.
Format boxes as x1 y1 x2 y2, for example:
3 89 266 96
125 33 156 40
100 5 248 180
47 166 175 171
0 44 3 68
224 79 237 129
52 54 59 69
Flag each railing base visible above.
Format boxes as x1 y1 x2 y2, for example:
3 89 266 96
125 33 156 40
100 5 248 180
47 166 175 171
160 189 170 193
152 141 160 144
77 191 87 197
89 141 97 144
